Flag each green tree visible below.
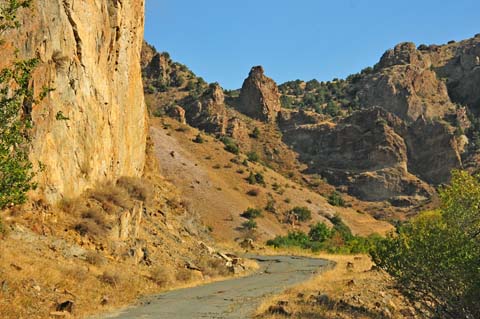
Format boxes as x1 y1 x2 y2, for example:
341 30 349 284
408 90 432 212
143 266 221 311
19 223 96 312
0 0 39 210
371 170 480 318
308 222 331 242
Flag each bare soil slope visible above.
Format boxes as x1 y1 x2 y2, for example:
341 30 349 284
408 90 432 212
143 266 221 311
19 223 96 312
150 118 393 244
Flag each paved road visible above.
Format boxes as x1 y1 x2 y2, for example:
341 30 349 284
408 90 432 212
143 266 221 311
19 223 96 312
101 255 332 319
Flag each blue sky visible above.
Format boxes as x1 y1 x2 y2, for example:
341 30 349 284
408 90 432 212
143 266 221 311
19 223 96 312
145 0 479 89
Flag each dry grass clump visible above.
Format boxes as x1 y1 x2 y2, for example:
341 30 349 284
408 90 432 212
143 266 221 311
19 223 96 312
175 267 194 282
197 257 231 277
149 266 174 287
85 250 107 266
117 176 154 204
64 265 89 283
89 181 133 213
74 219 106 237
73 206 110 238
99 269 123 287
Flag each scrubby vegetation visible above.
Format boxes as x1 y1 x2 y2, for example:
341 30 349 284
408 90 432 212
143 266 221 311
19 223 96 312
246 171 265 186
290 206 312 222
220 136 240 155
267 215 380 254
241 207 262 220
327 191 345 207
0 0 41 210
371 170 480 318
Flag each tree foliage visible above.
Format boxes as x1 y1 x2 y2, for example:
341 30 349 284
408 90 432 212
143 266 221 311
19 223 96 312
0 0 38 209
371 170 480 318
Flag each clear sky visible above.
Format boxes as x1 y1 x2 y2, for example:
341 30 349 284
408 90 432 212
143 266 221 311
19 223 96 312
145 0 479 89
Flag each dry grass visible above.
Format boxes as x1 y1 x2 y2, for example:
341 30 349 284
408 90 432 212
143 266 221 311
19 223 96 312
149 266 174 287
175 267 194 282
89 182 133 213
99 269 123 287
196 256 231 277
255 252 414 319
117 176 154 204
85 250 107 266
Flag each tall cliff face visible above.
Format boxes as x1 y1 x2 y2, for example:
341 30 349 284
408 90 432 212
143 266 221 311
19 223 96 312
0 0 148 202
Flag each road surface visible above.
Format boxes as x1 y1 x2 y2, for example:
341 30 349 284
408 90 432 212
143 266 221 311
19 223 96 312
101 255 332 319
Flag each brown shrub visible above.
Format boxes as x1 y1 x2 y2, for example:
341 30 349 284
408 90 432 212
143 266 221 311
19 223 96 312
197 257 230 277
59 197 85 215
89 182 133 213
74 219 106 238
175 268 193 283
116 176 153 204
85 251 107 266
149 266 173 287
64 265 89 283
81 207 107 226
99 270 122 287
246 188 260 196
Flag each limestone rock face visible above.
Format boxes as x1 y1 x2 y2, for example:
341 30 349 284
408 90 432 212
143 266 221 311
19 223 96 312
356 43 455 122
0 0 148 202
432 37 480 112
282 108 448 203
405 117 462 184
238 66 281 122
185 83 228 134
167 106 187 124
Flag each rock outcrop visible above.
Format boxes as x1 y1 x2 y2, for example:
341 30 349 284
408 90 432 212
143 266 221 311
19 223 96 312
431 37 480 112
238 66 281 122
282 108 459 203
405 117 462 184
184 83 229 134
0 0 148 202
355 42 456 122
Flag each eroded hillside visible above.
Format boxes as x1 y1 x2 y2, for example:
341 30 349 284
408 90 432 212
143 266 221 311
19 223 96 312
143 35 480 213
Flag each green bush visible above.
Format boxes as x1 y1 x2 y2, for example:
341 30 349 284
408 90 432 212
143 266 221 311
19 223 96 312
240 208 262 219
266 217 377 254
327 191 345 207
246 172 265 185
308 222 331 242
247 151 259 162
266 231 310 249
242 219 257 230
250 127 260 139
371 170 480 318
193 133 204 144
291 206 312 222
220 136 239 155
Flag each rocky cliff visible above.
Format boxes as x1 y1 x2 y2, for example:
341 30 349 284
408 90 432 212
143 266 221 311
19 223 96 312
0 0 148 202
355 42 456 122
238 66 281 122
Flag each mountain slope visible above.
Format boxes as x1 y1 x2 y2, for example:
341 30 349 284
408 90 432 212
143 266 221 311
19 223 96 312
150 117 393 243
